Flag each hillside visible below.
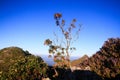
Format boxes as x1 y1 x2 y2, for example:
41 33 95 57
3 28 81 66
0 47 31 72
71 55 89 66
0 47 48 80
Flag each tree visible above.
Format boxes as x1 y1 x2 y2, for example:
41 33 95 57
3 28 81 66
44 13 81 70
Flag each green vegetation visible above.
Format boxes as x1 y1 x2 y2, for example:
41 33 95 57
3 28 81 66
0 47 48 80
0 47 28 72
0 38 120 80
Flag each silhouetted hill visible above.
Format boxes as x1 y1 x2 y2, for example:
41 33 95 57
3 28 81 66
78 38 120 80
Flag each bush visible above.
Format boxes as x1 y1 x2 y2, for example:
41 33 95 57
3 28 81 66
0 47 48 80
89 38 120 79
1 55 48 80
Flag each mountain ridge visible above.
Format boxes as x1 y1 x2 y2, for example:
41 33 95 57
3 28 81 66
71 54 89 66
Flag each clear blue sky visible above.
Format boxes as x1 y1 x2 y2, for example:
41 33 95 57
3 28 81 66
0 0 120 57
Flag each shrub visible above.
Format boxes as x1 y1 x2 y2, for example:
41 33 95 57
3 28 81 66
89 38 120 79
0 47 48 80
1 55 48 80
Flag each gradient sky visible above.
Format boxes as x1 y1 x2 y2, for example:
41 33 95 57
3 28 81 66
0 0 120 57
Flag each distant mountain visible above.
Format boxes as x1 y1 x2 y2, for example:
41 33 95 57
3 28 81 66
71 55 89 66
41 55 54 66
41 55 80 66
78 38 120 79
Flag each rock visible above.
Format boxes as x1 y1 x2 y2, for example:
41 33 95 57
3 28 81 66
42 77 51 80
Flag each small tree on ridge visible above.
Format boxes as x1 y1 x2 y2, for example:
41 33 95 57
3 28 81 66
44 13 81 70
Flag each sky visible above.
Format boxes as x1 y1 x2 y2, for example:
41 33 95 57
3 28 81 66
0 0 120 57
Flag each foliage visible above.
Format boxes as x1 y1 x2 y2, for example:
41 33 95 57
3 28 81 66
44 13 81 69
7 56 47 80
78 38 120 79
0 47 29 72
0 47 48 80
